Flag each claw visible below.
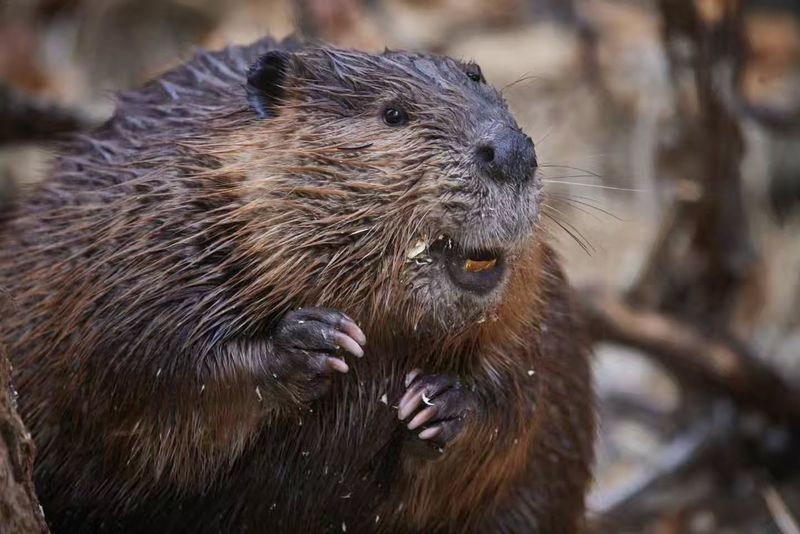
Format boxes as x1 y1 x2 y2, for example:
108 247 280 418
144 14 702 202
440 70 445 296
333 332 364 358
418 426 442 440
340 319 367 346
408 406 438 430
398 388 424 421
405 368 421 387
326 357 349 374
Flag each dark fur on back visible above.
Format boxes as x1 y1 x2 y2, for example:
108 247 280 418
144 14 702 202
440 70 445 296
0 37 594 533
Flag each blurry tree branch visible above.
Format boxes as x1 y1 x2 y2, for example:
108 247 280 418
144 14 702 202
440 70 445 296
629 0 760 336
579 289 800 423
588 412 735 524
0 84 93 146
584 0 800 527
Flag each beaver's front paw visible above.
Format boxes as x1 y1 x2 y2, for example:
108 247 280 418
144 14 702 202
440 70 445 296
268 307 366 404
397 370 477 457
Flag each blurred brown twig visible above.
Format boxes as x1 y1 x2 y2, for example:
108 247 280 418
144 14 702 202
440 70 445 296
0 84 92 145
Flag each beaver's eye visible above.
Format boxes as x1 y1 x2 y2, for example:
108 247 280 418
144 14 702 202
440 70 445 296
466 65 484 83
383 106 408 127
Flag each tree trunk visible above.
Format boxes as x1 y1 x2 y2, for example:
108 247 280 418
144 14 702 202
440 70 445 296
0 346 48 533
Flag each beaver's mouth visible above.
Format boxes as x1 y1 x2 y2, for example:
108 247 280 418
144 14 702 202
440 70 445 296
445 247 505 294
426 237 506 294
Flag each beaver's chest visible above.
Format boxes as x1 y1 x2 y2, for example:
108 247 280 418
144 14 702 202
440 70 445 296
187 368 420 532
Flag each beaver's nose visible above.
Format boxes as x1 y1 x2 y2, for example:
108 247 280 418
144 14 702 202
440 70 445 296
474 127 537 184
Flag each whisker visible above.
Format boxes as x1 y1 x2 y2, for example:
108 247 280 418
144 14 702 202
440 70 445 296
541 174 606 182
544 205 596 246
535 128 554 147
500 73 539 93
542 180 643 192
545 191 619 210
556 192 611 203
545 197 603 222
539 163 604 179
542 210 595 255
545 193 624 221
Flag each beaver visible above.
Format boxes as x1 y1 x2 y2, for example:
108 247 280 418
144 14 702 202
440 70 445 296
0 36 594 533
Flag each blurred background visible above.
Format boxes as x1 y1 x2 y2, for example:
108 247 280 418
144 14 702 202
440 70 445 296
1 0 799 532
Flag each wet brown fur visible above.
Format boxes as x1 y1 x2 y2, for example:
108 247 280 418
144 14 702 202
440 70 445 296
0 37 594 533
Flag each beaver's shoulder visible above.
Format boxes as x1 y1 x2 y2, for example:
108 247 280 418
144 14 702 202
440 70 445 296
51 37 300 193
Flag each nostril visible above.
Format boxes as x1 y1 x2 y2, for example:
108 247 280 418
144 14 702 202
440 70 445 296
476 144 495 164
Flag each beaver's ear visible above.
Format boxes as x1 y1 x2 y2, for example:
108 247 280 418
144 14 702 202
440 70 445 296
246 51 291 119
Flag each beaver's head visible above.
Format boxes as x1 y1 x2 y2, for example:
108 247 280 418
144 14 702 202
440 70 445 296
234 46 540 337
